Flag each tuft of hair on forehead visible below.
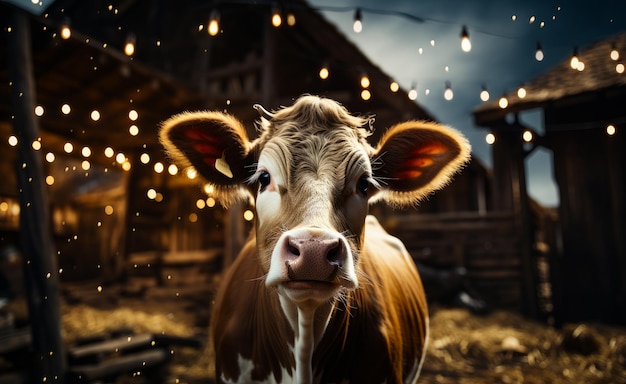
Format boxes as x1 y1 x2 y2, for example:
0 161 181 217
257 95 374 143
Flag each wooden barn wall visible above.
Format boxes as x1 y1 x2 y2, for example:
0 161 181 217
545 101 626 325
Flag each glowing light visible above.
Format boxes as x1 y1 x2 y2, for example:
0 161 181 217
522 130 533 142
535 42 544 61
61 104 71 114
616 63 625 74
31 140 41 151
287 13 296 26
124 34 136 56
81 146 91 157
204 184 215 195
610 49 620 61
408 85 418 101
129 125 139 136
46 152 55 162
35 105 44 116
129 109 138 120
91 110 100 121
188 213 198 223
104 147 115 158
154 162 164 173
104 205 114 215
480 87 490 102
517 87 527 99
140 153 150 164
389 81 399 92
0 202 7 212
498 97 508 109
511 15 517 21
154 193 163 202
196 199 206 209
63 142 73 153
81 160 91 171
186 167 198 179
606 124 616 135
444 82 454 101
360 75 370 88
529 15 536 24
576 61 585 71
486 133 496 144
272 10 282 27
60 22 71 40
570 48 579 69
243 210 254 221
360 89 371 101
206 197 216 207
8 136 18 146
115 153 126 163
319 66 329 80
430 40 435 47
122 161 131 171
460 26 471 52
353 8 362 33
208 10 220 36
46 176 55 185
168 164 178 175
147 188 157 199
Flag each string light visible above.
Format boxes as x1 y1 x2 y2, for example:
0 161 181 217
360 89 371 100
208 10 220 36
360 74 370 88
480 86 490 102
444 81 454 101
389 81 399 93
485 133 496 144
498 96 508 109
35 105 44 116
8 136 18 147
286 11 296 26
408 83 418 100
606 124 616 135
271 8 282 27
61 103 71 114
570 47 579 69
535 42 544 61
319 63 329 80
517 87 527 99
616 63 625 74
60 18 71 40
124 33 136 57
353 8 362 33
460 25 471 52
610 44 620 61
522 130 533 142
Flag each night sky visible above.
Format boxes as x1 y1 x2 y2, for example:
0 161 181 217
310 0 626 207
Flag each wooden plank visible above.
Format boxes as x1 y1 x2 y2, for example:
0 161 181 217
0 327 31 354
68 349 168 381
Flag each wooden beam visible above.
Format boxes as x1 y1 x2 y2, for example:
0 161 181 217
5 8 67 382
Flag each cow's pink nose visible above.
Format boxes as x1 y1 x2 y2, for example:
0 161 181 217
283 235 345 282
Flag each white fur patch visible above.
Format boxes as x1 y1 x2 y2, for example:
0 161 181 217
221 354 293 384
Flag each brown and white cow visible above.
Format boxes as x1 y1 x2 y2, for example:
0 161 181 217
159 95 470 384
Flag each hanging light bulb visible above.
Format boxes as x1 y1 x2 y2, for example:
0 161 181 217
606 124 616 136
460 25 471 52
360 73 370 88
408 82 418 100
60 18 71 40
444 82 454 101
517 86 527 99
353 8 362 33
319 62 329 80
610 44 619 61
389 81 400 93
124 33 136 56
485 133 496 145
570 47 579 69
522 130 533 142
480 85 490 102
535 42 544 61
208 10 220 36
271 8 282 27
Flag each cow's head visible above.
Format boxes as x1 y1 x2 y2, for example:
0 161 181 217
160 95 470 312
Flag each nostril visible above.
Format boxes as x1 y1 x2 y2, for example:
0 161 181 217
287 239 301 257
326 241 342 265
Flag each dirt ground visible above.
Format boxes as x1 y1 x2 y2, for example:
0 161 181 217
5 275 626 383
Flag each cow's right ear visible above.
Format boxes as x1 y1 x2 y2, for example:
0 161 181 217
159 111 256 206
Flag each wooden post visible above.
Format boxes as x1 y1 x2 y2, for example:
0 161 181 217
5 9 67 382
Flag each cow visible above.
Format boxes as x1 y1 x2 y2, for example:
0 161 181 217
159 95 470 384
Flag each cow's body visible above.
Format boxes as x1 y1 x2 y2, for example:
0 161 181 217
159 95 470 384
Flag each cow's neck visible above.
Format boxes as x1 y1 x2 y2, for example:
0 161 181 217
279 296 335 384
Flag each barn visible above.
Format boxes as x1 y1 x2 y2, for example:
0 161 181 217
474 32 626 326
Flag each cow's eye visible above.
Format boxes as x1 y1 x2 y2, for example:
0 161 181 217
258 171 271 192
357 176 369 195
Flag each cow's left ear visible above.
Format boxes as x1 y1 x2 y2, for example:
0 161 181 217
370 120 471 206
159 111 256 206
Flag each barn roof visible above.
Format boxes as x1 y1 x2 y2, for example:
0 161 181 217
474 31 626 126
